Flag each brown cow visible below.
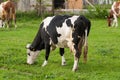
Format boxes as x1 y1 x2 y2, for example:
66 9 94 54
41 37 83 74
0 0 17 28
107 1 120 27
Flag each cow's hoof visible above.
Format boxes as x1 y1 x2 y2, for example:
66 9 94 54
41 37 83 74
72 68 78 72
62 61 66 66
42 60 48 67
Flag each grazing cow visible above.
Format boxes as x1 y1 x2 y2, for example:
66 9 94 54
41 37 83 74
0 0 17 28
107 1 120 27
26 15 91 71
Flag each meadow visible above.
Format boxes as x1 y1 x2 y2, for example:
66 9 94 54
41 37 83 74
0 15 120 80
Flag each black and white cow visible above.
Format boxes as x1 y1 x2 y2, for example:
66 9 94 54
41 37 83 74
26 15 91 71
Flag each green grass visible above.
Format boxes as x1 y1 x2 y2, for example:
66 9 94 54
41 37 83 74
0 17 120 80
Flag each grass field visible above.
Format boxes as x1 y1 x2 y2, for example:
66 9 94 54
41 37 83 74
0 16 120 80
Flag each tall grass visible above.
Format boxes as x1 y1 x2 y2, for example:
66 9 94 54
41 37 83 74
0 14 120 80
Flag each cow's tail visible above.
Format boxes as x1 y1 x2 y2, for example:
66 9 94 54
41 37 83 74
83 28 88 63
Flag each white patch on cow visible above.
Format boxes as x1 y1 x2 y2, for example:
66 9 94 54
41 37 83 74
56 22 69 47
111 2 118 15
54 16 80 53
42 16 54 30
2 1 8 6
0 4 4 28
61 56 66 66
68 16 79 26
0 20 3 28
72 59 78 71
112 14 118 27
0 1 8 18
55 16 78 48
0 5 3 17
26 44 40 64
84 29 88 46
42 60 48 67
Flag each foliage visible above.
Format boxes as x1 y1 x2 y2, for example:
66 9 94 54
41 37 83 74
84 6 108 19
0 15 120 80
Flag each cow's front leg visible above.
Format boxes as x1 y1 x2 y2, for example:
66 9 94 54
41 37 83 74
112 14 118 27
72 45 80 71
6 15 10 28
13 14 17 28
59 48 66 65
42 44 50 67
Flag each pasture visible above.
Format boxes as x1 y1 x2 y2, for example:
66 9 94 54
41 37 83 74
0 15 120 80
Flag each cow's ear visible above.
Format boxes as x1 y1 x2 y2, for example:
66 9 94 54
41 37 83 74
26 44 31 49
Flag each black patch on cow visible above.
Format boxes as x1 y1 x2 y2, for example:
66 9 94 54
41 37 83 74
74 15 91 35
77 15 91 36
73 16 85 37
58 34 61 37
71 15 91 59
30 22 44 51
66 19 73 27
72 16 90 45
72 15 91 45
47 15 71 44
41 27 50 44
36 40 45 50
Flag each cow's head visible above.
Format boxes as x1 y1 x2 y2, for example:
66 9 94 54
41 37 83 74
26 44 40 64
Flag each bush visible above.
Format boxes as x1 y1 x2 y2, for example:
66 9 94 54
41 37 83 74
84 6 108 19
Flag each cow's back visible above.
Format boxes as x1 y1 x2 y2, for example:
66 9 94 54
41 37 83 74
2 1 15 13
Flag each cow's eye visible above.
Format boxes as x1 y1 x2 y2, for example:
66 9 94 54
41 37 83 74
28 53 31 56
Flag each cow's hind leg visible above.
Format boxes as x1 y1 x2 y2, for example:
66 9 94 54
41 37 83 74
72 45 80 71
13 14 17 28
59 48 66 66
83 29 88 63
6 18 10 28
42 44 50 67
112 14 118 27
83 43 88 63
78 37 84 63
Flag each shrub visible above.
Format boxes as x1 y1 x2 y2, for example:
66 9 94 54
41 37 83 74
84 7 108 19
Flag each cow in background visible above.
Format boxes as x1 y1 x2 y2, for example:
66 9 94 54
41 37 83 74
26 15 91 71
107 1 120 27
0 0 17 28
